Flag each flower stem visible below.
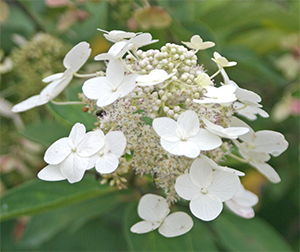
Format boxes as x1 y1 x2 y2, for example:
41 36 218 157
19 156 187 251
74 72 99 78
210 68 222 80
229 153 249 163
50 100 84 105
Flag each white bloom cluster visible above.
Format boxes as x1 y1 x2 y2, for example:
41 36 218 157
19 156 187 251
12 29 288 238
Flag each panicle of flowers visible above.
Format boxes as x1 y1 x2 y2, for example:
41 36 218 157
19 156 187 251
12 29 289 238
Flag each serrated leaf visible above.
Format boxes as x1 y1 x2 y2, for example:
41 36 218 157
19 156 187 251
0 175 116 221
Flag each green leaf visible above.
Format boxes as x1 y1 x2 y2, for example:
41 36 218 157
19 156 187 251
19 191 127 248
222 46 286 86
20 119 70 146
0 175 116 221
36 207 129 251
212 212 293 251
71 1 108 42
47 102 97 131
124 201 219 251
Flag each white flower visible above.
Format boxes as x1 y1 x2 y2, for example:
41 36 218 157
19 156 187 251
200 154 245 176
129 33 159 50
38 123 105 183
220 69 269 120
82 59 139 107
193 85 237 104
98 28 137 43
175 157 240 221
136 69 175 86
225 184 259 219
94 41 130 61
152 110 222 158
88 131 126 174
12 42 91 112
221 68 262 104
212 52 237 68
94 33 158 61
229 117 288 183
201 117 249 139
130 194 193 238
196 72 213 87
182 35 215 51
233 102 269 120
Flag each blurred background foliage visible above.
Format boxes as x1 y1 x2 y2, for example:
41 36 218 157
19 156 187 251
0 0 299 251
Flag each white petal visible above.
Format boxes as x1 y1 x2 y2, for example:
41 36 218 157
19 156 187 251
68 123 86 148
235 87 261 104
232 186 259 207
175 174 200 200
82 77 108 100
208 170 240 201
106 59 124 86
161 139 200 158
254 131 288 156
60 153 89 183
44 138 71 165
116 73 139 97
199 154 220 170
228 116 254 143
42 73 64 83
63 42 91 72
249 160 281 183
159 212 193 237
130 220 160 234
177 110 199 138
77 129 105 157
37 164 66 181
217 166 245 176
11 95 47 113
40 75 73 101
222 127 249 139
105 131 127 157
240 148 270 163
152 117 179 142
95 153 119 174
100 29 136 43
137 194 170 222
96 90 121 107
203 117 249 139
136 69 174 86
189 159 213 189
94 53 114 61
225 200 255 219
95 41 129 60
130 33 158 49
190 193 223 221
189 129 222 151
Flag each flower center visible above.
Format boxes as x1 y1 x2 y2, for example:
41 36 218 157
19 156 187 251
200 188 207 194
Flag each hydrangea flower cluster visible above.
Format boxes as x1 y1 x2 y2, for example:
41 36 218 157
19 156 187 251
12 30 288 238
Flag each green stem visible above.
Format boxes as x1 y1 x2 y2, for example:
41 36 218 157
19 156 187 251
74 72 99 78
210 67 222 80
50 100 84 105
229 153 249 163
